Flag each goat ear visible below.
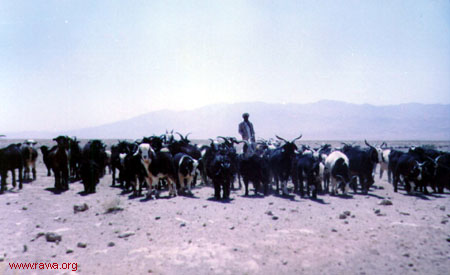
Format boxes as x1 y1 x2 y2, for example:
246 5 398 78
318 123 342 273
150 147 157 157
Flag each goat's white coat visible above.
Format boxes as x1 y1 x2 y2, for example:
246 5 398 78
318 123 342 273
177 155 199 193
325 151 350 195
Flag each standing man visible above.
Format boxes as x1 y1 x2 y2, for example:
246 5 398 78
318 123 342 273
238 113 255 142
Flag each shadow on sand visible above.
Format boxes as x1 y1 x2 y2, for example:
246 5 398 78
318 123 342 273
272 192 297 201
44 187 66 195
327 193 354 200
308 197 329 204
363 192 386 200
77 190 93 196
240 193 266 199
207 197 234 203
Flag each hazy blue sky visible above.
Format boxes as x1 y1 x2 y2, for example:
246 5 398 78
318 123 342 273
1 0 449 132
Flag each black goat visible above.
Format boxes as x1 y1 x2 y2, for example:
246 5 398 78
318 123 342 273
80 140 107 194
392 150 425 194
268 135 302 195
0 143 24 193
292 152 322 198
341 140 378 194
174 152 198 194
111 140 136 187
48 136 70 191
68 137 82 181
239 141 270 196
40 146 52 176
435 153 450 193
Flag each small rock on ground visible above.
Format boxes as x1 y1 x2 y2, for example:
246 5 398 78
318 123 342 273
379 199 393 206
74 203 89 213
45 233 62 243
118 232 135 238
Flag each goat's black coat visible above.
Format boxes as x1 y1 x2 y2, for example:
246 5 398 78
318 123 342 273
392 152 422 193
239 153 269 196
268 140 298 194
407 147 439 194
173 152 197 191
110 141 136 187
292 153 321 198
0 144 24 193
148 150 177 183
206 151 234 200
80 140 107 194
40 146 52 176
342 142 378 194
435 152 450 193
48 136 70 191
68 137 82 181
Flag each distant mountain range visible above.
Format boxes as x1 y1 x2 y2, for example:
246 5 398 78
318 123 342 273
4 100 450 140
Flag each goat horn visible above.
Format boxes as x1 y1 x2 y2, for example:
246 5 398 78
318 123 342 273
291 134 303 143
217 136 231 144
364 139 375 148
175 132 184 140
228 137 238 144
426 156 437 164
275 135 288 143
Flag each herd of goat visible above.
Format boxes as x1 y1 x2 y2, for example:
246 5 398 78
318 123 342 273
0 133 449 200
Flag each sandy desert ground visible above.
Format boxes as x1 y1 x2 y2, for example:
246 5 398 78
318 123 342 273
0 140 449 275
